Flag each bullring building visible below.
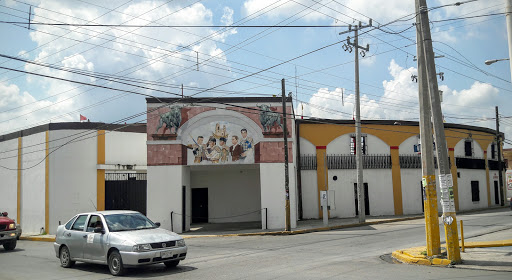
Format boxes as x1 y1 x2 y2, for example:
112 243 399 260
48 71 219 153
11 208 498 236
0 97 508 235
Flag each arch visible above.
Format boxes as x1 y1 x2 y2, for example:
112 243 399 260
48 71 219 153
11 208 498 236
326 133 390 154
178 109 264 143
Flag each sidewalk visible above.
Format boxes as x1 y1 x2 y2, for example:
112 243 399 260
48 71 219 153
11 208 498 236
20 214 424 241
392 220 512 272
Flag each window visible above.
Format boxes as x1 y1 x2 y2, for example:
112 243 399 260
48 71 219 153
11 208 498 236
64 216 78 230
71 215 88 231
86 215 104 232
471 181 480 202
464 140 473 157
350 136 367 155
491 143 496 159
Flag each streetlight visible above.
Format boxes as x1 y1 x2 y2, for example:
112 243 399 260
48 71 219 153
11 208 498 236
484 58 510 65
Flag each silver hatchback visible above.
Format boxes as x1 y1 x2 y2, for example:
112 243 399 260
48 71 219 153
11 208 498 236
54 210 187 276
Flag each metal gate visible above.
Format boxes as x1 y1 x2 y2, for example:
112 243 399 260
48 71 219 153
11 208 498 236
105 173 147 215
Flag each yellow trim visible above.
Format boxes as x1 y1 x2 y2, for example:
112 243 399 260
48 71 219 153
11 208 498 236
45 131 50 233
97 130 105 211
17 137 22 224
390 148 403 215
448 150 460 212
485 155 491 206
316 148 328 218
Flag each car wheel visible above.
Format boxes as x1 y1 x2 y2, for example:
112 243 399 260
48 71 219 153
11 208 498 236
164 260 180 268
60 246 75 268
108 250 125 276
3 240 16 251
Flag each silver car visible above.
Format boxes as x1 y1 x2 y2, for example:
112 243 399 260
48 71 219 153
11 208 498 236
54 210 187 276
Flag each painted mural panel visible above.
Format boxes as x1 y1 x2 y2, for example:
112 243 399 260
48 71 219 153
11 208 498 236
186 121 257 165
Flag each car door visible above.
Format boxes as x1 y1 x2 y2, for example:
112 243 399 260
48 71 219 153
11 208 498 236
66 214 89 260
83 215 108 262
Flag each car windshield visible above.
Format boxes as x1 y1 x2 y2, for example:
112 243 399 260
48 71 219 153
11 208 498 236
104 213 156 232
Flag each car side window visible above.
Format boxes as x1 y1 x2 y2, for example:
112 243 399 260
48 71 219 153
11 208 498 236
64 216 77 230
71 215 88 231
86 215 104 232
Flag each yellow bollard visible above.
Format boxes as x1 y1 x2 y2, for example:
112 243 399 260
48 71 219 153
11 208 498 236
460 220 465 252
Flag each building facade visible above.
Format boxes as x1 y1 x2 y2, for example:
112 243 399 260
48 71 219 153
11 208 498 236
297 119 506 220
0 122 147 235
145 97 296 233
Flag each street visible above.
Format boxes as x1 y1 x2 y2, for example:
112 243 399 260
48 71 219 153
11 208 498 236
1 209 510 280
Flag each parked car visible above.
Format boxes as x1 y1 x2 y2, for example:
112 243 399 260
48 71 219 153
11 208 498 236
54 210 187 276
0 212 17 250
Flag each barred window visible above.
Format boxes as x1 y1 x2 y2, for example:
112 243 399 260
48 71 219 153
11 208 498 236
491 143 496 159
350 136 367 155
471 181 480 202
464 140 473 157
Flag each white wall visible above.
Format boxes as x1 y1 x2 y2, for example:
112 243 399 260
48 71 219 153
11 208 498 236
260 163 297 229
326 133 389 155
301 170 318 219
105 131 147 165
183 167 191 232
400 169 424 215
326 169 394 217
21 132 46 234
147 165 185 233
399 135 420 155
299 137 316 155
190 166 261 223
456 170 488 211
454 139 484 158
49 130 98 234
0 138 19 223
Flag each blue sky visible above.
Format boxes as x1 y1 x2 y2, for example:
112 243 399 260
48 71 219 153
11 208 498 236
0 0 510 146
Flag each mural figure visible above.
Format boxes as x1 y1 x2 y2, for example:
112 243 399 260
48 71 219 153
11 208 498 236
257 104 282 133
229 135 243 162
219 137 229 163
155 106 182 134
205 137 221 163
240 128 254 161
186 135 206 163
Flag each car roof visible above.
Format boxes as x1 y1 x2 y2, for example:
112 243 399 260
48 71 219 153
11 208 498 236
76 210 141 216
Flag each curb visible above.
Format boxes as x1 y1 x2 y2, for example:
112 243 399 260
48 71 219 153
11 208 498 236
183 216 425 238
462 239 512 248
20 236 55 242
392 247 452 266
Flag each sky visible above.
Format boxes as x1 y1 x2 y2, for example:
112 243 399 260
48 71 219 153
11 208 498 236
0 0 511 147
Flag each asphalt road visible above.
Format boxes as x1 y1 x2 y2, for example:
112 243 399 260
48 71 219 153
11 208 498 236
1 208 510 280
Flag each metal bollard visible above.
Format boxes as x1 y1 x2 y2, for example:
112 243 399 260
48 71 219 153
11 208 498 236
460 220 465 252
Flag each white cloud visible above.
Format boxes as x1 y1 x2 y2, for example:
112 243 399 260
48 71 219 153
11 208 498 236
301 60 506 139
0 81 73 133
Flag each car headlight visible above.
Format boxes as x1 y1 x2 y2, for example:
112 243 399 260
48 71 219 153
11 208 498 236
177 239 186 247
133 244 151 252
8 223 15 230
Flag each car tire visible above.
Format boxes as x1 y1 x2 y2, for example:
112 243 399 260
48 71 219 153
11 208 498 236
3 240 16 251
164 260 180 268
59 246 75 268
108 250 125 276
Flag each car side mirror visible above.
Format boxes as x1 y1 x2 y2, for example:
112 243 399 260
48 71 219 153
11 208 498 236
2 212 7 217
94 228 105 234
155 222 161 227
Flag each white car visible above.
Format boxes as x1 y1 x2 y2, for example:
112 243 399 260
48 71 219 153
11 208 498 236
54 210 187 276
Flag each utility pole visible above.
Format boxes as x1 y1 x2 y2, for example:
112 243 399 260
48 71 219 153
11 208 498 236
496 106 505 206
415 0 441 257
282 79 291 231
506 0 512 82
417 0 461 263
341 20 371 223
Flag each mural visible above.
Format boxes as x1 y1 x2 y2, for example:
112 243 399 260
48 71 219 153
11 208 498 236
186 121 256 165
